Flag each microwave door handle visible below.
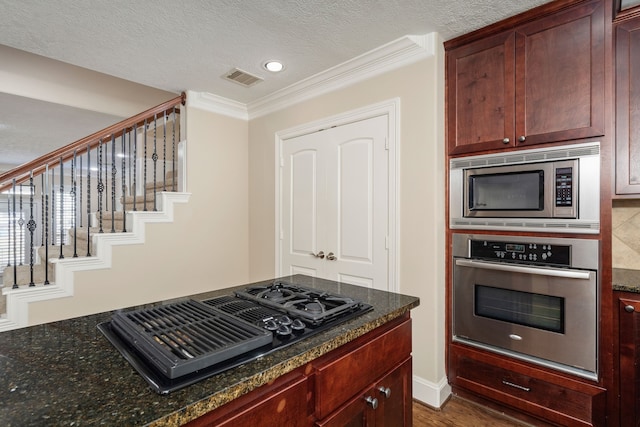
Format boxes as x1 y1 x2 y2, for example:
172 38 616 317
454 259 592 280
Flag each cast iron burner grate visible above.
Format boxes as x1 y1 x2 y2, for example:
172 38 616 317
107 299 272 379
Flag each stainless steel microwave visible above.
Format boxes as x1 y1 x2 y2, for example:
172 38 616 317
450 142 600 234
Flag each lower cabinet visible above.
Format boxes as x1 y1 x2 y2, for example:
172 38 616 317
316 358 411 427
616 292 640 426
449 345 606 426
186 314 413 426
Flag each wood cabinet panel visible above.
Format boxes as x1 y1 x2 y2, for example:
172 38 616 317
617 295 640 426
446 0 605 155
313 317 412 420
449 345 606 426
615 16 640 194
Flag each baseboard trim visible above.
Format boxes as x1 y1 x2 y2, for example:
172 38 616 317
413 374 451 409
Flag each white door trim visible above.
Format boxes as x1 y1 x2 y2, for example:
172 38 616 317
275 98 400 292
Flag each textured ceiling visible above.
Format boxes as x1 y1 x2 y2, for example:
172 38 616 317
0 0 552 167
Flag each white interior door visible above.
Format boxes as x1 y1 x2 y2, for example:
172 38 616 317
281 115 389 290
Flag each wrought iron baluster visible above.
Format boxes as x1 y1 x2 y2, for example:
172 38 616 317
163 110 167 191
153 113 158 211
121 128 127 233
11 179 17 287
51 167 56 247
28 172 36 286
133 124 138 211
86 144 91 257
172 106 176 191
143 119 148 212
44 166 50 285
79 156 83 228
72 151 78 258
111 134 116 233
18 181 24 266
59 157 64 259
40 174 44 247
104 138 109 212
6 196 10 268
98 139 104 233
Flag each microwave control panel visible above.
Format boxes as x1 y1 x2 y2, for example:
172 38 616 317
555 167 573 207
470 239 571 266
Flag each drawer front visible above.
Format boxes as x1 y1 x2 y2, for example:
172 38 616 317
453 354 605 426
314 317 412 419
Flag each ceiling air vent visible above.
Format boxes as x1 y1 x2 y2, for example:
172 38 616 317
223 68 263 87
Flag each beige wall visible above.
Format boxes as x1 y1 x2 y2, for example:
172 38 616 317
248 43 447 393
0 45 174 116
612 200 640 269
30 106 250 323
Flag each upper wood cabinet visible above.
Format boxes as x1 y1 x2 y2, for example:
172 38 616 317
447 0 605 156
615 14 640 195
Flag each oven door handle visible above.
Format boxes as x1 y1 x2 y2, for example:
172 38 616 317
454 259 592 280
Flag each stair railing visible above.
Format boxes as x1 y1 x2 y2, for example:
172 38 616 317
0 93 185 288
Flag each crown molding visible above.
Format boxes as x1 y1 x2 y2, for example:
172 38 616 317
187 33 436 121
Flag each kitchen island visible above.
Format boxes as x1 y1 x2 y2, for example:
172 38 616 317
0 275 419 426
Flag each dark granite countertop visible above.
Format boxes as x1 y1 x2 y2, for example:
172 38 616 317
0 275 419 426
613 268 640 294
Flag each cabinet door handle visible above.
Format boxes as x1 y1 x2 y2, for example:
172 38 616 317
326 252 337 261
364 395 378 409
518 135 526 143
625 305 635 313
502 380 531 392
502 138 510 144
310 251 325 259
378 386 391 398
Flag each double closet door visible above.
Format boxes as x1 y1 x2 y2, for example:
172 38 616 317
280 115 389 290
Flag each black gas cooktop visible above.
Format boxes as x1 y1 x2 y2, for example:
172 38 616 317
98 280 372 394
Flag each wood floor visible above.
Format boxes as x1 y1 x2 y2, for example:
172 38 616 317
413 397 533 426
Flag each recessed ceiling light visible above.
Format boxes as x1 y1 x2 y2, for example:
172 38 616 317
264 60 284 72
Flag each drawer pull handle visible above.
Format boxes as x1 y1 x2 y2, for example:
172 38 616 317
502 380 531 392
364 395 378 409
378 386 391 398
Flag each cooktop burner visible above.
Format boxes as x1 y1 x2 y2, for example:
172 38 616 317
98 280 372 394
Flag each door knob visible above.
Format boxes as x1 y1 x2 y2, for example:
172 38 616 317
625 305 635 313
326 252 337 261
378 386 391 398
502 138 510 144
310 251 325 259
518 135 526 143
364 395 378 409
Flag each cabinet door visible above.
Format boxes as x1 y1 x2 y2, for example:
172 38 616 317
446 31 516 155
619 297 640 427
615 16 640 194
375 358 413 427
514 0 604 147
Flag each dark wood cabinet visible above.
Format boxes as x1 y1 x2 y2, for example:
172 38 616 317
615 15 640 195
616 293 640 426
449 344 606 426
187 315 413 426
447 0 605 155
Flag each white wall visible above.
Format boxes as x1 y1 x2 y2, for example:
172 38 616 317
247 39 448 406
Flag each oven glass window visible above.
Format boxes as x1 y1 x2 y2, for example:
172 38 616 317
468 171 544 211
474 285 564 333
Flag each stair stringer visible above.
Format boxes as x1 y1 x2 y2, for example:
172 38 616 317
0 191 191 331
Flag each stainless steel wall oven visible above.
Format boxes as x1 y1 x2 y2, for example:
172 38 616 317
452 233 599 380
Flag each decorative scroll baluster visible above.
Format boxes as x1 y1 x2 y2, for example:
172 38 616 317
132 125 138 211
143 119 148 212
40 174 45 247
72 151 78 258
11 179 17 287
51 167 56 247
59 157 65 259
79 156 83 228
163 110 167 191
121 128 127 233
104 138 109 213
153 114 158 211
98 139 104 233
111 134 116 233
44 166 50 285
172 106 176 191
86 144 91 257
28 172 36 286
18 182 24 266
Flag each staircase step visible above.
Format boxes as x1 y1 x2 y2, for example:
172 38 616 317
3 263 54 287
37 243 91 260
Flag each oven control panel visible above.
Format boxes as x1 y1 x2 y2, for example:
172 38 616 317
470 239 571 266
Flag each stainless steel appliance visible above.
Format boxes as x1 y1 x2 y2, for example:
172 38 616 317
98 279 372 394
449 142 600 233
452 233 599 380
